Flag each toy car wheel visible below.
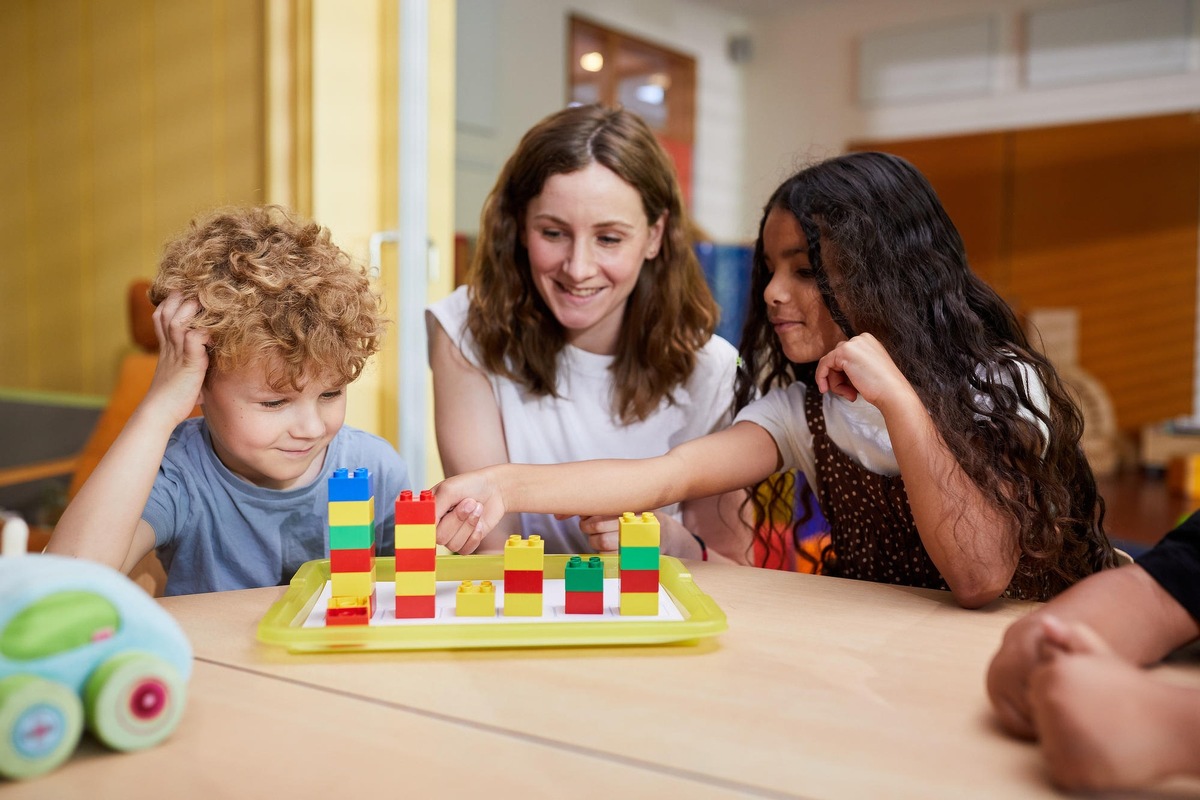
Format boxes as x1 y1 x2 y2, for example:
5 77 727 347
84 652 186 752
0 675 84 780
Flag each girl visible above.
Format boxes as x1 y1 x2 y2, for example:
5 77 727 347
434 152 1115 607
426 104 749 560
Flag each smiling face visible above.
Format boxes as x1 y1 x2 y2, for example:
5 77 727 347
200 358 346 490
761 207 848 364
521 162 665 355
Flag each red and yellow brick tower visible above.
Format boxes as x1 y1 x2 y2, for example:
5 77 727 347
394 489 437 618
502 534 544 616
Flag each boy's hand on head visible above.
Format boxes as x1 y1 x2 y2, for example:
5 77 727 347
146 291 210 424
815 333 912 409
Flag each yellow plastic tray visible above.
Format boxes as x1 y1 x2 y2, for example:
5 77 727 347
256 554 726 652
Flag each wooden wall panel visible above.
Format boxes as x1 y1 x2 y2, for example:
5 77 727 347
853 114 1200 435
848 132 1008 294
1009 114 1200 433
0 0 265 398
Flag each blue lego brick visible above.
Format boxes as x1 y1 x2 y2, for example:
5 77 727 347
329 467 372 502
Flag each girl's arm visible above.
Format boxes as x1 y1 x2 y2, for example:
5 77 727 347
434 421 781 552
47 293 208 573
426 313 523 551
817 334 1018 608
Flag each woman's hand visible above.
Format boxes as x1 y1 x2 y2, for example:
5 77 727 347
432 468 507 554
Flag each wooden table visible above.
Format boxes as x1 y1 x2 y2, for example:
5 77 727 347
12 563 1200 798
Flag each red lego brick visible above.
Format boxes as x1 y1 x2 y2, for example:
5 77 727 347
394 546 437 572
330 547 374 573
394 594 436 619
503 568 544 594
394 489 436 525
564 591 604 615
619 568 660 594
325 587 377 625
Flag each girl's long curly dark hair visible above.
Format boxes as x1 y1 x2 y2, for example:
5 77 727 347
734 152 1114 599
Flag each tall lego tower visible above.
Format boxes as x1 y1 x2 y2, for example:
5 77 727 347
394 489 437 618
325 468 377 625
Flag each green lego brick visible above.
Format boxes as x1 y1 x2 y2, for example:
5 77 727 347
618 545 660 571
564 555 604 593
329 523 375 550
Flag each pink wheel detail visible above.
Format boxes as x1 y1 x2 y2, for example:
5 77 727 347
129 680 167 720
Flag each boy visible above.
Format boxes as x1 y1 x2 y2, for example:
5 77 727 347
987 512 1200 790
48 206 409 594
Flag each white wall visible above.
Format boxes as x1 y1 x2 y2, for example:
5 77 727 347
454 0 750 241
742 0 1200 237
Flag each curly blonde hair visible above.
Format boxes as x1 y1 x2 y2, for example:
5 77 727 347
149 205 383 390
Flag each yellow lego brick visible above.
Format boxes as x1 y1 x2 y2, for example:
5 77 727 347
502 592 543 617
503 534 545 571
394 523 436 549
328 499 375 527
619 511 660 548
619 591 659 616
394 570 437 596
330 570 375 597
455 580 496 617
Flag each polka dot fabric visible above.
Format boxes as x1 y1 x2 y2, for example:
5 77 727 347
804 382 948 591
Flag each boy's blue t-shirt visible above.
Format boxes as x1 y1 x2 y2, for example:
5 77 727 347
142 418 410 596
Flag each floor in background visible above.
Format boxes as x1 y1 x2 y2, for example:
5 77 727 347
1098 470 1197 556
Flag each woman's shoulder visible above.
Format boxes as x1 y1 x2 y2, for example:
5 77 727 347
426 284 470 328
689 334 740 380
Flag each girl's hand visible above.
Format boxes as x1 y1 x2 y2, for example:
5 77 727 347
815 333 913 409
432 469 506 554
145 292 210 424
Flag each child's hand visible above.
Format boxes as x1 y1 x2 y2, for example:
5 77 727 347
432 469 505 553
986 613 1046 739
815 333 912 408
1028 647 1184 791
146 292 210 424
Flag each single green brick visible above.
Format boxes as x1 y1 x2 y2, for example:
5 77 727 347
329 523 375 550
564 555 604 592
618 546 659 571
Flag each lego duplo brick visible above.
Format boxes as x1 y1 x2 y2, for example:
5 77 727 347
564 555 604 593
502 569 543 594
395 489 436 525
619 591 659 616
330 570 374 597
328 467 372 502
329 523 375 551
454 580 497 617
328 499 375 527
330 547 375 574
564 591 604 615
618 511 660 547
503 534 545 571
394 524 436 549
394 547 437 572
619 568 659 594
395 594 436 618
503 592 543 617
325 589 376 626
618 545 660 571
394 570 437 596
